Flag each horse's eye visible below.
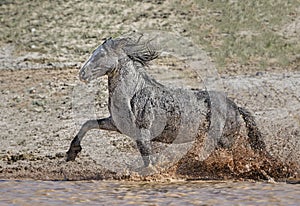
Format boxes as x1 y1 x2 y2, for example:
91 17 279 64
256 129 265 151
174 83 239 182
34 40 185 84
98 53 105 58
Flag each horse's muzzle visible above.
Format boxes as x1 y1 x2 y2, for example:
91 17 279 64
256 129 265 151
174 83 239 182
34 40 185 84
79 71 90 83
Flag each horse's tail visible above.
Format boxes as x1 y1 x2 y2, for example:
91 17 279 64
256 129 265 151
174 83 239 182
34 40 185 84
238 106 266 152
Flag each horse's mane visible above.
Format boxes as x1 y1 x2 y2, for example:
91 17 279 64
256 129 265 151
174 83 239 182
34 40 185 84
115 33 160 66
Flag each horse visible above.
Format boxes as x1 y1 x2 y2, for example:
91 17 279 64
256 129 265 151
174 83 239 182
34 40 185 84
66 34 266 170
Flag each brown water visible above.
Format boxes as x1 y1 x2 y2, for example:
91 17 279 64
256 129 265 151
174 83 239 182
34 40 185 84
0 180 299 205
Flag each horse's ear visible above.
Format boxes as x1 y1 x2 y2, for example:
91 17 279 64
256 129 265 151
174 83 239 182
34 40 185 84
102 37 112 42
101 37 113 46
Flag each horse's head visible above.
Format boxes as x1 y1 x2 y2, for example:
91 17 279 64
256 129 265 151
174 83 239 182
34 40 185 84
79 34 160 83
79 38 121 83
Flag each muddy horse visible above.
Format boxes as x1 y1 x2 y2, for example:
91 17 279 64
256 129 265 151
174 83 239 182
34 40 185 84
66 34 266 169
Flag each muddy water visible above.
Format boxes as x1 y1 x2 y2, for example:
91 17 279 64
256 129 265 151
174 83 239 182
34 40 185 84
0 180 299 205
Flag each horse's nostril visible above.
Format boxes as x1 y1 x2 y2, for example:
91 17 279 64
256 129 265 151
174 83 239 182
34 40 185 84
79 71 89 83
80 71 86 79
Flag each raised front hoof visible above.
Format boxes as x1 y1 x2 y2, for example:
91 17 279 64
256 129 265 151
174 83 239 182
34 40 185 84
66 145 82 162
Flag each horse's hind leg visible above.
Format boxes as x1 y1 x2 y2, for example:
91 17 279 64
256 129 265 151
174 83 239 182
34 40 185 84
66 117 118 161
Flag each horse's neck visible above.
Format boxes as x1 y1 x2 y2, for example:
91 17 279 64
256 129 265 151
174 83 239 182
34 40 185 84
108 60 146 98
107 60 164 135
107 60 148 131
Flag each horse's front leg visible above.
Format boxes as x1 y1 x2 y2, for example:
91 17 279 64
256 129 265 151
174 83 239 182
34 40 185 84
66 117 118 161
136 129 154 168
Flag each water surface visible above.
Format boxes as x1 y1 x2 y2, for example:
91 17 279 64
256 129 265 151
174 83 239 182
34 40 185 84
0 180 299 205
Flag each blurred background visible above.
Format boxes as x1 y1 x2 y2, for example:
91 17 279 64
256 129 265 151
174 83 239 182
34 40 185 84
1 0 299 73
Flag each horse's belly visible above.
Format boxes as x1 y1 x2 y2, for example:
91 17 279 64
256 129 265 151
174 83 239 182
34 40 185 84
151 94 209 144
